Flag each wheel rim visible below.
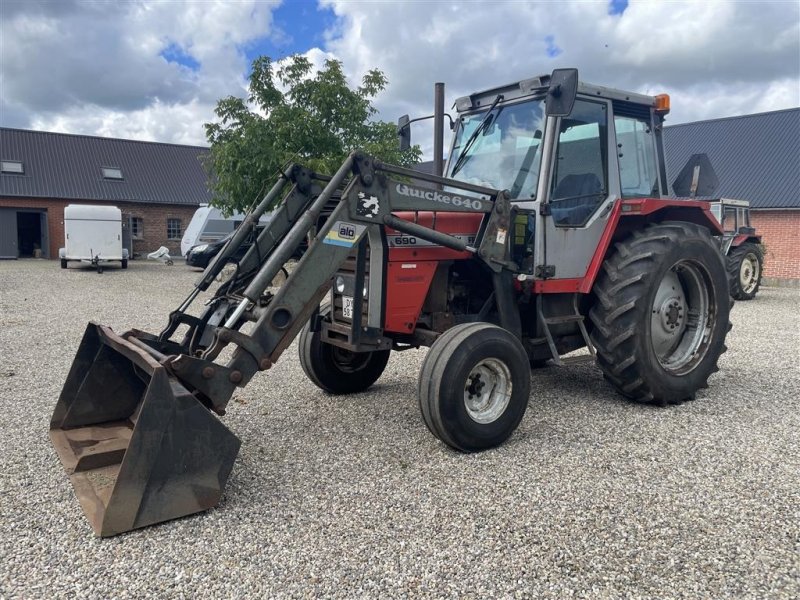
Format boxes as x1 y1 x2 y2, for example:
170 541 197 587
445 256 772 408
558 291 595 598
650 260 716 375
330 346 373 373
463 358 512 424
739 253 760 294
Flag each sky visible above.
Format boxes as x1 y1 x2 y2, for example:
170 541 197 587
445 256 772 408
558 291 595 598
1 0 798 158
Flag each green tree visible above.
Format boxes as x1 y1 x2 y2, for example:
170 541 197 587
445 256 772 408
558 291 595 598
204 55 421 214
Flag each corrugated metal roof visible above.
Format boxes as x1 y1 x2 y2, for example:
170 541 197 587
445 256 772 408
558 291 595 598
0 128 212 206
663 108 800 209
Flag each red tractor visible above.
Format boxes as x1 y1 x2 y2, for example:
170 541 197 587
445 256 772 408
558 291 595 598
709 198 763 300
51 69 732 536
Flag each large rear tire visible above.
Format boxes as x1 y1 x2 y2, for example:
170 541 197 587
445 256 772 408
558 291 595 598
589 222 731 405
418 323 530 452
298 317 390 395
727 243 762 300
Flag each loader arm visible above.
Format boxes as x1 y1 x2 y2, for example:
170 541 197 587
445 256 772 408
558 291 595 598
49 151 516 536
155 152 512 414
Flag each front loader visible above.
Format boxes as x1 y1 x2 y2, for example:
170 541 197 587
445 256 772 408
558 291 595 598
51 69 732 536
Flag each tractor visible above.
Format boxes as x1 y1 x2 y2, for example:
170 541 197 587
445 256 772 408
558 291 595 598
709 198 763 300
50 69 732 537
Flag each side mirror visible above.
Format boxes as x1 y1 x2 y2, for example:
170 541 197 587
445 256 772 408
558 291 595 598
397 114 411 152
545 68 579 117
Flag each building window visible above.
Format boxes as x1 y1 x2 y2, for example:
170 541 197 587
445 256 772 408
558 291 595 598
167 218 182 240
1 160 24 174
130 217 144 239
102 166 123 180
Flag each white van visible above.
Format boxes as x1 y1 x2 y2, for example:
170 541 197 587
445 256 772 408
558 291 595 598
59 204 128 271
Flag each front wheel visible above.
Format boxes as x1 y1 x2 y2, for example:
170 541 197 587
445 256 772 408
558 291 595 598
298 317 390 394
727 243 762 300
121 259 128 269
60 259 67 269
590 222 731 405
418 323 530 452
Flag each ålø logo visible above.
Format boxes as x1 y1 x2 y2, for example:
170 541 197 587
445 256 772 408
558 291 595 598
357 192 380 219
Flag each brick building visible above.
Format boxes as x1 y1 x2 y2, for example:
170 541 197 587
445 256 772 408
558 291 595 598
664 108 800 281
0 128 212 260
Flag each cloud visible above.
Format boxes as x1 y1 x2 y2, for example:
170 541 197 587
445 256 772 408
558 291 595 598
0 0 281 144
319 0 800 157
0 0 797 154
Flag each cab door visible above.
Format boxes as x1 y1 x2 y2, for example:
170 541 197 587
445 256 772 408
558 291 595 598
535 97 621 282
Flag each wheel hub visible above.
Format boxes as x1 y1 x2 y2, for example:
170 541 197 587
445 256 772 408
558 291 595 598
466 373 487 398
740 253 760 294
463 358 512 424
650 261 713 374
658 296 685 332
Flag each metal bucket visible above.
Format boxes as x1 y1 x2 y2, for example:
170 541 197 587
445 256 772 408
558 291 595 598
50 323 240 537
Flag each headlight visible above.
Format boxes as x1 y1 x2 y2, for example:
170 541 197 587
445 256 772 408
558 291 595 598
335 276 345 293
192 244 208 253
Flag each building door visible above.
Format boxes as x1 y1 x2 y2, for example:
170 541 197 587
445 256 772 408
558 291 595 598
17 211 43 257
0 208 18 259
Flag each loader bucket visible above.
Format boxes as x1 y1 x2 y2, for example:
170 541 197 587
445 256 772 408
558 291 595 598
50 323 240 537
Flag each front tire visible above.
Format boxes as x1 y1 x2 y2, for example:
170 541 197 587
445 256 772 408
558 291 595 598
727 243 762 300
589 222 731 405
298 317 390 395
60 259 67 269
121 259 128 269
418 323 530 452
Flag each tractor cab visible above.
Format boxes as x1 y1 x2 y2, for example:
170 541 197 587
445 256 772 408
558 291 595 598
446 69 672 281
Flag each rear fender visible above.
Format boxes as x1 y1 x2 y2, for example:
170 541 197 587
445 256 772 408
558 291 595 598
553 198 724 295
730 233 762 248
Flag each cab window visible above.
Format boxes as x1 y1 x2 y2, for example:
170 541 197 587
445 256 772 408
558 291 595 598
549 100 608 227
722 207 737 232
615 116 659 197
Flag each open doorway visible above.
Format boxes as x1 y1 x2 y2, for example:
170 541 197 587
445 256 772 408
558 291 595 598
17 211 44 257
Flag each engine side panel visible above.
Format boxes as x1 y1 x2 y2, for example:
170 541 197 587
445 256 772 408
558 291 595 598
383 211 483 333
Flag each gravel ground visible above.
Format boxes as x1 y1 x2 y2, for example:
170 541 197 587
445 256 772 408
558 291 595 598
0 259 798 599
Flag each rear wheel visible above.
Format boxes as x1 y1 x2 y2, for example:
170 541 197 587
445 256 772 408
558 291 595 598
418 322 530 452
298 316 390 394
589 222 731 405
121 259 128 269
727 243 762 300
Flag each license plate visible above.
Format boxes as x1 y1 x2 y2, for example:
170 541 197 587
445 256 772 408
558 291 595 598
342 295 354 319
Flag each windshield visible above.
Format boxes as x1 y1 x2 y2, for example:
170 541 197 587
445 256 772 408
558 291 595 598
446 98 546 199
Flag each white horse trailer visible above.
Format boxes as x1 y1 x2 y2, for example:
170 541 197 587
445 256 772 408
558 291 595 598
59 204 128 272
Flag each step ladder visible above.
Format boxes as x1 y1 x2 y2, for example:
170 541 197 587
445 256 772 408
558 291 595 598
536 293 596 366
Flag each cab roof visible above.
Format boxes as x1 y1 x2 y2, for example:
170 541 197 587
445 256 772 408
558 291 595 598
456 73 657 113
